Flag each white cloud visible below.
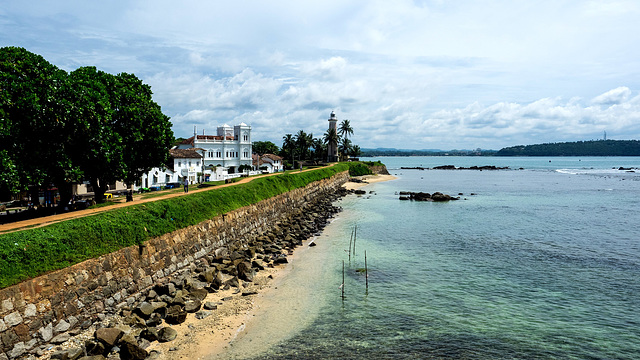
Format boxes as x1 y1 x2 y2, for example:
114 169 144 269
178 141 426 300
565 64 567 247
591 86 631 106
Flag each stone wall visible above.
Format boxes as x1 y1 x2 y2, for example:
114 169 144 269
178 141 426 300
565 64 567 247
0 171 349 359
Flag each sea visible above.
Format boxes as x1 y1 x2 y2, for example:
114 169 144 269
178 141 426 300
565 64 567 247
218 156 640 360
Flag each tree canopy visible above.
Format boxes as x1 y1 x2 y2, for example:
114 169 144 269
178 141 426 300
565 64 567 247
0 47 173 203
252 140 279 155
496 140 640 156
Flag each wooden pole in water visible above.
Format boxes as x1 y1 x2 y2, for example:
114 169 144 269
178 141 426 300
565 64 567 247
353 225 357 256
342 260 345 300
365 250 368 290
348 227 353 262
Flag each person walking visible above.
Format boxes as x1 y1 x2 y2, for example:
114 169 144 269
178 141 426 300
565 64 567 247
184 177 189 193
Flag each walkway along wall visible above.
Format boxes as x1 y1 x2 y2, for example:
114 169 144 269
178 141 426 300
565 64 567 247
0 171 350 358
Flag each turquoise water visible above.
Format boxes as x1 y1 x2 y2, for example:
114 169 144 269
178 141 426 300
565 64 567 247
253 157 640 359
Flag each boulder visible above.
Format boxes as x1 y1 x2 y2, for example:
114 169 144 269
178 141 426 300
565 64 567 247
203 302 218 311
189 288 208 302
184 300 202 313
84 339 106 356
119 336 148 360
237 261 255 282
135 302 154 319
157 327 178 343
95 327 123 347
164 305 187 325
139 328 159 342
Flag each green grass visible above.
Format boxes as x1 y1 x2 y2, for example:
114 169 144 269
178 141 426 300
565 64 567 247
0 163 351 288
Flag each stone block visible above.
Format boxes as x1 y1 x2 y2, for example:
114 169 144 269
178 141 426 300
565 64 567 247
39 323 53 342
53 320 70 334
3 312 22 328
0 319 5 332
23 304 36 318
8 342 25 359
1 299 13 313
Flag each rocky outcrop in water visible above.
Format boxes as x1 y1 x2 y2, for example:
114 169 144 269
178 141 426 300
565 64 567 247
398 191 460 201
400 165 509 170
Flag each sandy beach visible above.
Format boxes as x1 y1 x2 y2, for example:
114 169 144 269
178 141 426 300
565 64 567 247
146 173 396 360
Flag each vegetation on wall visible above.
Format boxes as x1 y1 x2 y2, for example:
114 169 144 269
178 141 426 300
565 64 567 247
0 163 351 288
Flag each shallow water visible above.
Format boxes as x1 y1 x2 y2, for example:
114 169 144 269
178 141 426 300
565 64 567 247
231 157 640 359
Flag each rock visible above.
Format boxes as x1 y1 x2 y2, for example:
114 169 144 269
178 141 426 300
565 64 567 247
224 276 240 288
135 302 154 319
195 311 211 320
273 256 288 265
78 356 106 360
242 290 258 296
157 327 178 343
252 259 265 270
203 302 218 311
145 313 163 327
95 327 123 347
4 312 23 327
139 328 159 342
119 337 148 360
164 305 187 325
122 314 146 328
189 288 208 302
184 300 202 313
84 339 106 356
237 261 255 282
51 332 71 344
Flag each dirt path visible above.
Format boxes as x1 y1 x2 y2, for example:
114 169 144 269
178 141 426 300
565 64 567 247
0 165 338 234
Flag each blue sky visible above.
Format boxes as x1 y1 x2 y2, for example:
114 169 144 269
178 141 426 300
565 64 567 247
2 0 640 150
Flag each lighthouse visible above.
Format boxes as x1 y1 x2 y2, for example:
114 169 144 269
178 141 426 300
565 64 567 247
327 111 339 162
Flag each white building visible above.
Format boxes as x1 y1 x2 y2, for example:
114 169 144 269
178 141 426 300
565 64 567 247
177 123 253 176
139 148 203 188
253 153 284 173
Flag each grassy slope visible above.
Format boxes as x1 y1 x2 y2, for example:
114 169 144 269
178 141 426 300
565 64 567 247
0 164 350 288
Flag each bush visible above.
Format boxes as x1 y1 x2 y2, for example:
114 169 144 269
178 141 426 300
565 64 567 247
348 163 373 176
0 163 350 288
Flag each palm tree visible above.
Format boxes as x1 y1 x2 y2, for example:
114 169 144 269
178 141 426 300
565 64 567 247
339 137 352 160
338 119 354 140
282 134 294 168
324 128 339 162
295 130 310 162
312 137 326 162
351 144 361 158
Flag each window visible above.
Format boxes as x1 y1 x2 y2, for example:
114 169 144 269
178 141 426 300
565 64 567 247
178 161 182 167
189 161 192 167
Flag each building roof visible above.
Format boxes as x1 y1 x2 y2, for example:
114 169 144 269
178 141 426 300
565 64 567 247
179 135 235 146
169 148 203 159
262 153 283 161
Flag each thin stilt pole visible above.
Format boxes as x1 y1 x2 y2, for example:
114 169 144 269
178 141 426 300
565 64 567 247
353 225 357 256
365 250 368 290
342 260 345 300
348 227 353 262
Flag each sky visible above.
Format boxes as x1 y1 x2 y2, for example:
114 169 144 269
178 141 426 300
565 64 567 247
2 0 640 150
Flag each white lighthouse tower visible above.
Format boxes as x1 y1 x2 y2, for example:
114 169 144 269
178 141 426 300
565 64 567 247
327 111 339 162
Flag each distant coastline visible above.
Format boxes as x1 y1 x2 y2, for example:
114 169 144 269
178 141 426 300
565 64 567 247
362 139 640 157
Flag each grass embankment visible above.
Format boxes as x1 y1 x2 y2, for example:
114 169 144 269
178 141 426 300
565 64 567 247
0 163 353 288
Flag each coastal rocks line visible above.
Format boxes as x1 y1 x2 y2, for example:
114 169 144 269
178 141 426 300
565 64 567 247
0 170 353 359
401 165 510 170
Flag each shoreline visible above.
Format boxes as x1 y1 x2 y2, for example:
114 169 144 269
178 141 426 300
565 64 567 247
154 173 397 360
35 173 397 360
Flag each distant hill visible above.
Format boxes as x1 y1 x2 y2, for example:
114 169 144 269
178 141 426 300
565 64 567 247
361 148 497 157
496 140 640 156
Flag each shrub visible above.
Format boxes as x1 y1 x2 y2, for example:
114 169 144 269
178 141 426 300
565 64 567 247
348 163 373 176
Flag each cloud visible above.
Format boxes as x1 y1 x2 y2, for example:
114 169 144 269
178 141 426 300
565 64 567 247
591 86 631 105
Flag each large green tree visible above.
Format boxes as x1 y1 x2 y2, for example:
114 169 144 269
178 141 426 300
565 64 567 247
0 46 79 203
65 67 173 202
338 119 354 140
252 140 279 155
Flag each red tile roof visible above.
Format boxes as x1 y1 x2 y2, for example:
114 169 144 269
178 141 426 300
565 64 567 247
169 148 203 159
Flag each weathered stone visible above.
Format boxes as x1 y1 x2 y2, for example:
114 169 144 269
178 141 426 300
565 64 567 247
54 320 70 333
195 311 211 320
237 261 255 282
119 340 148 360
51 332 71 344
188 288 208 302
84 339 106 356
4 311 23 327
184 300 201 313
203 302 218 311
23 304 37 318
164 305 187 325
13 323 30 341
1 329 19 348
9 342 26 358
122 314 146 328
39 322 53 342
157 327 178 343
145 313 162 328
135 302 154 319
139 328 159 342
77 355 106 360
0 318 6 331
95 327 123 347
2 298 13 312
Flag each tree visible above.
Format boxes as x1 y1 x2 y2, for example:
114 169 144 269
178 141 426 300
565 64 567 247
338 119 354 140
65 67 173 202
323 127 339 162
252 140 279 155
311 138 326 162
0 46 79 204
282 134 295 168
339 137 352 160
351 144 361 157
